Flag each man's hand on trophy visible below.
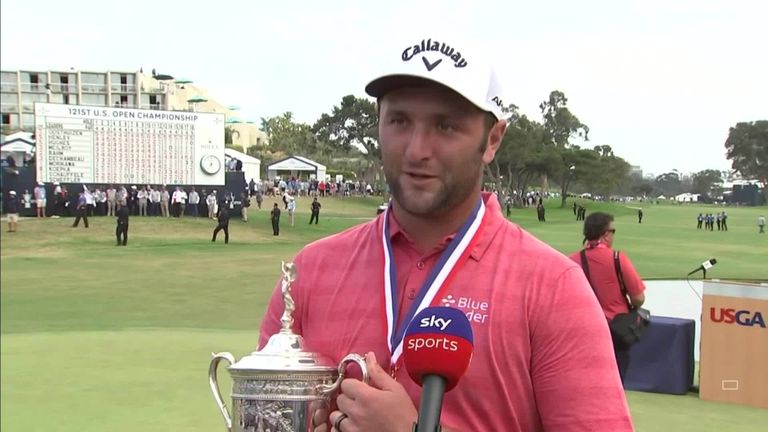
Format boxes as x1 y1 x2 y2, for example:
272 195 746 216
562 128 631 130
331 352 417 432
311 400 330 432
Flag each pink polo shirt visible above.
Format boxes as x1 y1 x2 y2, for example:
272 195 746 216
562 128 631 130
259 193 633 431
569 242 646 321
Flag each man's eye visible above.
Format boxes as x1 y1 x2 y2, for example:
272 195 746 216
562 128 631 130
390 117 407 126
437 120 455 131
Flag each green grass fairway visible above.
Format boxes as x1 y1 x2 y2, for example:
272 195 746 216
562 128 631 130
509 200 767 281
2 196 766 431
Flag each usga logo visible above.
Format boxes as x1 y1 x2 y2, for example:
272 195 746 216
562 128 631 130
442 295 489 324
709 307 766 328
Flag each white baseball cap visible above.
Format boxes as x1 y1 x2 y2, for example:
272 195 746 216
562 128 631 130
9 190 16 195
365 35 505 120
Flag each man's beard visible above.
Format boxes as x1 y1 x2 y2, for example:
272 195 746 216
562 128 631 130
385 135 488 217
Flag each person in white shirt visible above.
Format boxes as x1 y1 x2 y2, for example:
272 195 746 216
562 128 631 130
137 187 148 216
22 189 32 209
33 182 46 217
207 191 218 219
149 187 160 216
84 185 95 217
95 188 106 215
188 187 200 217
171 187 181 217
106 185 117 216
160 187 170 217
287 194 296 226
178 188 188 217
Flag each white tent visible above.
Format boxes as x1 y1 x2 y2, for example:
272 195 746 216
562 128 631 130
1 132 35 167
675 193 700 203
267 156 326 180
224 148 261 182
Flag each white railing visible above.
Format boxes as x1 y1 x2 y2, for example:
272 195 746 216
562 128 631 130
0 102 19 112
1 82 18 92
81 84 107 93
49 83 78 93
111 84 137 93
19 83 47 92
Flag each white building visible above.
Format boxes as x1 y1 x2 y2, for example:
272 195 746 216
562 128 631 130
0 69 267 150
267 156 327 181
675 193 700 202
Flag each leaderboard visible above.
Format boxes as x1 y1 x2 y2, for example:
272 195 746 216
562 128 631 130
34 103 226 185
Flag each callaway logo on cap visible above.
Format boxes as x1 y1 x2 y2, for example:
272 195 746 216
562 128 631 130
365 35 505 120
401 38 469 70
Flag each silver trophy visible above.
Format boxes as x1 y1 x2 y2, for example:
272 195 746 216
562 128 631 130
209 261 368 432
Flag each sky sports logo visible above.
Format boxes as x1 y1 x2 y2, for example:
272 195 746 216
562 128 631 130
403 307 474 390
419 315 452 330
407 314 459 352
405 308 472 353
709 307 766 328
406 336 460 352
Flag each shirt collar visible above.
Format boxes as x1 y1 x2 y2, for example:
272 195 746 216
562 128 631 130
385 192 504 261
586 240 609 250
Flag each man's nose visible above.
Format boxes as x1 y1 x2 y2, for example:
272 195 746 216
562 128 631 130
403 125 435 161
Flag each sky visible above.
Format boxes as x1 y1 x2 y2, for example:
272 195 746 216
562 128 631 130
2 0 766 177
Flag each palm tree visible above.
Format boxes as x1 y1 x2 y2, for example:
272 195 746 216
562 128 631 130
259 117 270 135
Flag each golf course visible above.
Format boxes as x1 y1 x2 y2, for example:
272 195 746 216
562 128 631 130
1 196 766 431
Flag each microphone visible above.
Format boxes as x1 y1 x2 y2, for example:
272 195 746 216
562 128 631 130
687 258 717 276
403 307 474 432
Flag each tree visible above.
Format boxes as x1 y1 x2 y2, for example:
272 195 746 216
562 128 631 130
553 146 600 200
539 90 590 206
691 169 724 197
261 112 318 156
725 120 768 199
654 171 683 197
580 146 631 199
540 91 590 147
259 117 271 135
224 126 240 146
630 180 655 198
486 108 552 207
313 95 379 179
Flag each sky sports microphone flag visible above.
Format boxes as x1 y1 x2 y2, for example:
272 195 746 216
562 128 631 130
403 306 474 391
404 307 474 432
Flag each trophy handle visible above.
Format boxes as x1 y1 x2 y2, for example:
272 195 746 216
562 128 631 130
209 352 236 431
318 353 370 395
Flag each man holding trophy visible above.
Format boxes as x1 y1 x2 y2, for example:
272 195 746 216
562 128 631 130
257 34 634 431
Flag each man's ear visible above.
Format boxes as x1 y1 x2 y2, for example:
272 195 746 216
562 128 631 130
482 119 507 164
